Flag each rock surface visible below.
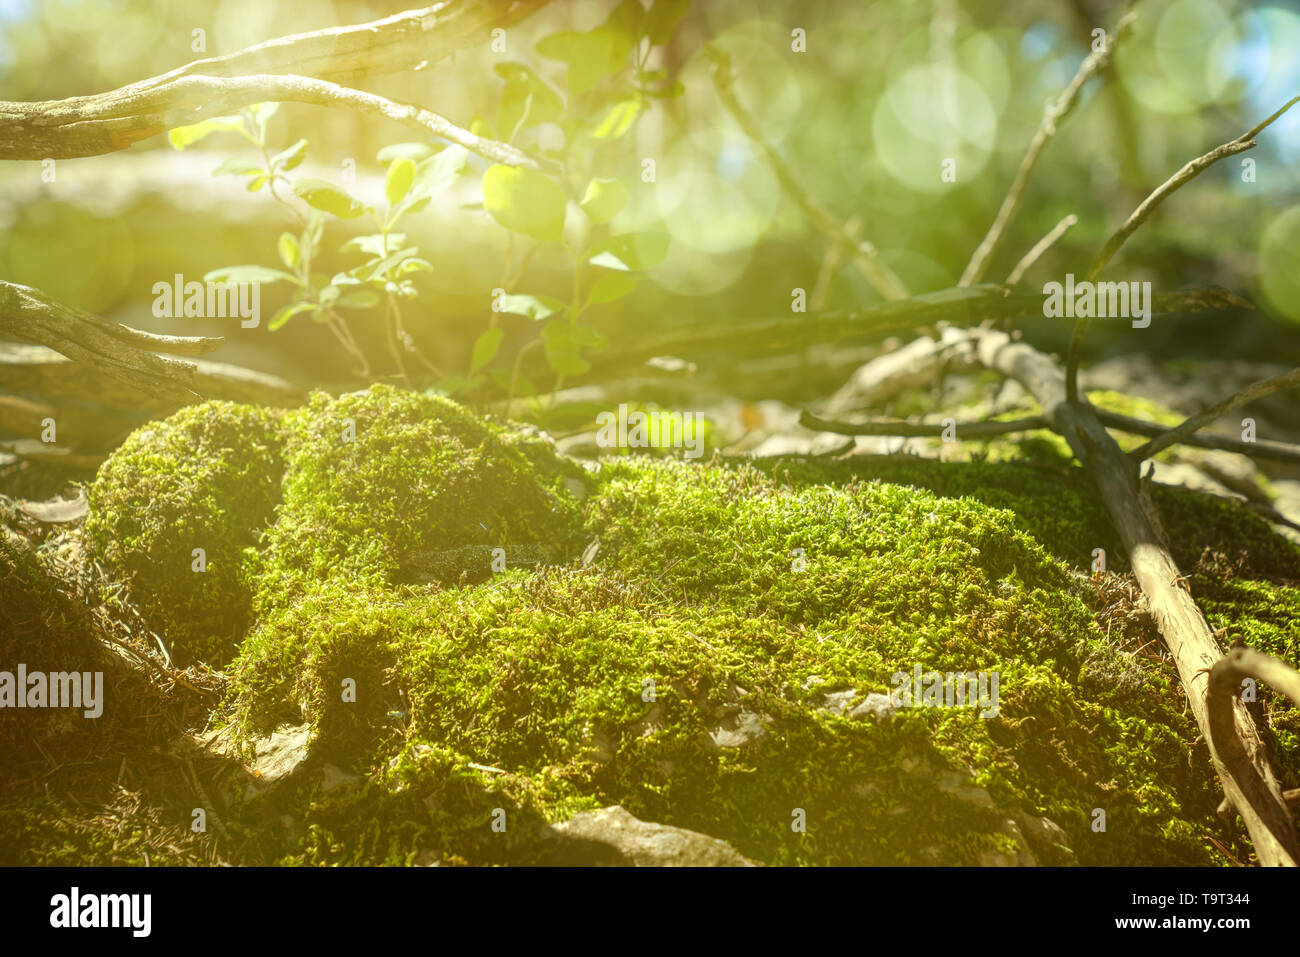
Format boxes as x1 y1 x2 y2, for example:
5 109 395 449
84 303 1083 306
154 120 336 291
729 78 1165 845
542 806 758 866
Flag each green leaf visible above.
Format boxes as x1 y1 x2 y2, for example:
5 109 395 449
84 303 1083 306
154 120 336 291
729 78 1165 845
246 175 269 192
409 145 469 203
571 323 606 348
536 26 632 95
497 293 564 320
250 102 280 139
541 321 592 376
268 302 315 331
580 177 628 224
293 178 366 219
591 99 643 140
396 258 432 276
318 285 341 307
482 164 567 243
204 265 296 285
385 157 416 207
211 158 264 177
278 233 300 270
588 232 670 271
351 247 419 283
337 289 381 309
495 62 565 135
646 0 690 45
270 139 308 171
607 0 647 39
544 347 591 377
341 233 405 257
169 115 248 150
585 270 637 305
470 327 504 373
377 142 436 164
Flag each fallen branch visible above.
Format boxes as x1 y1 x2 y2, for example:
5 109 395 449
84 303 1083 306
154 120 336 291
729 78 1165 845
0 281 220 398
966 327 1297 865
705 46 910 301
1130 366 1300 463
800 410 1047 438
1093 408 1300 467
1065 95 1300 401
811 326 1300 465
558 284 1249 385
0 0 552 159
1208 644 1300 840
959 8 1135 286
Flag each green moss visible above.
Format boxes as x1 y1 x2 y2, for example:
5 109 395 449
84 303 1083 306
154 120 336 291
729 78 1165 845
74 390 1300 866
247 385 583 616
85 401 285 664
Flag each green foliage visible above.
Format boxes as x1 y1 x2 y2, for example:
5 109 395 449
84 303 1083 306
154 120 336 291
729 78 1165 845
163 1 692 396
483 164 568 242
579 177 628 224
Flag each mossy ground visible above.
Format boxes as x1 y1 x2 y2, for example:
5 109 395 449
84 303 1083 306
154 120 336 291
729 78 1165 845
8 386 1299 866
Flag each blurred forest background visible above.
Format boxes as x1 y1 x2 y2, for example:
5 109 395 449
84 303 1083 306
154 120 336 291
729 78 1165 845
2 0 1299 483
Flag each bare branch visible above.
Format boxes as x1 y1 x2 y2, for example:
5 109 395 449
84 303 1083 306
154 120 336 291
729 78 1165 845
1065 95 1300 402
553 284 1249 385
1208 645 1300 834
1088 96 1300 283
1094 408 1300 466
0 0 552 160
1129 365 1300 462
705 46 910 301
1006 214 1078 286
0 280 220 398
824 324 978 413
966 325 1298 865
811 216 861 311
801 409 1047 438
959 9 1136 286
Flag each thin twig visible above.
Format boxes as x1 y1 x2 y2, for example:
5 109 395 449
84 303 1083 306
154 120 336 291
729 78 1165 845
1129 366 1300 462
811 216 862 311
705 47 910 301
1094 408 1300 465
1065 95 1300 402
1006 214 1078 286
0 0 555 160
801 409 1047 438
959 9 1136 286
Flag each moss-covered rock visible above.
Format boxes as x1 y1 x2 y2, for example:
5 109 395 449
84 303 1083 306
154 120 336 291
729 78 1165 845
247 385 585 616
73 388 1300 865
85 401 285 664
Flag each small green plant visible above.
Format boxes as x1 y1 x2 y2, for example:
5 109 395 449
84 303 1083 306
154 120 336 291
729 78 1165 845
170 102 464 379
168 0 690 410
